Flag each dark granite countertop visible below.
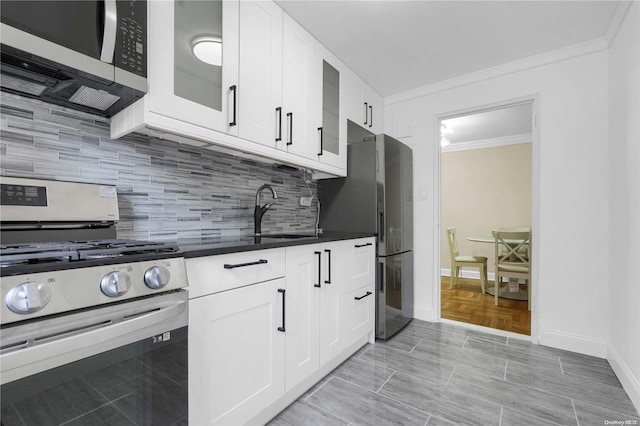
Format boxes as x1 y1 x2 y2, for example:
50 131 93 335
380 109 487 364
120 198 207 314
179 231 376 258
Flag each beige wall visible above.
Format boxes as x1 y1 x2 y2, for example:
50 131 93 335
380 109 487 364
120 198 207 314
441 142 532 273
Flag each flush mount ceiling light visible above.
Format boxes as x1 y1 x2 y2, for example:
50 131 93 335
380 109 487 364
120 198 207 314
191 36 222 66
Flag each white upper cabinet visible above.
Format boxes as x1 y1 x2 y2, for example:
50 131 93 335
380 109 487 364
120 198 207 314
345 70 383 134
148 0 239 135
237 1 282 147
315 46 347 170
111 0 349 177
281 14 318 160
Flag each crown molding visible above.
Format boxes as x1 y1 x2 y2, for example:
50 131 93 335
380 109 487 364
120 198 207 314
385 37 609 106
605 1 634 47
384 1 633 108
441 133 532 153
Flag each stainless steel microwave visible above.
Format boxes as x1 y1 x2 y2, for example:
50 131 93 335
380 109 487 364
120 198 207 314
0 0 147 117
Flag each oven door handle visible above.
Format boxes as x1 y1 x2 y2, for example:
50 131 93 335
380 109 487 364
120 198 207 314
1 292 188 385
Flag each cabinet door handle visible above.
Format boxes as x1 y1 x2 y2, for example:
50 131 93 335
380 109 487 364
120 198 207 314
324 249 331 284
287 112 293 145
275 107 282 142
314 251 322 287
369 105 373 128
277 288 286 332
363 102 368 125
355 242 373 248
223 259 267 269
317 127 323 156
355 291 372 301
229 85 237 127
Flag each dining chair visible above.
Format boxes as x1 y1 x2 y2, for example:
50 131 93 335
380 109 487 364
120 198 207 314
498 227 531 260
446 227 488 293
492 229 531 310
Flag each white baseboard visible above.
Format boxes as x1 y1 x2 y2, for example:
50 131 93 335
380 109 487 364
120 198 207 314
413 304 438 322
537 328 607 358
441 268 529 284
607 344 640 414
442 268 495 281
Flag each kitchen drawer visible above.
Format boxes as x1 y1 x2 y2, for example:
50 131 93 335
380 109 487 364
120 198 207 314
345 283 375 344
344 237 376 294
186 248 286 298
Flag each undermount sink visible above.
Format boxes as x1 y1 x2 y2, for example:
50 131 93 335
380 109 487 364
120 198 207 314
258 233 318 239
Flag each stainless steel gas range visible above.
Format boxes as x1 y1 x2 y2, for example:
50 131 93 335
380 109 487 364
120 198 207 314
0 177 189 426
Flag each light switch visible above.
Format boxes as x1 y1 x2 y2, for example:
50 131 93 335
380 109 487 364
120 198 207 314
419 188 428 200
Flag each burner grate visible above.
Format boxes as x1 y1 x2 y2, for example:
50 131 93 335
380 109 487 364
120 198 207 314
0 240 179 266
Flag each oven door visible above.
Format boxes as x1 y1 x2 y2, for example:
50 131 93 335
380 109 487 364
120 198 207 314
0 290 188 426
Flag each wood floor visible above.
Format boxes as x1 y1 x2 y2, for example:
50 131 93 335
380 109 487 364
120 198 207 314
441 276 531 335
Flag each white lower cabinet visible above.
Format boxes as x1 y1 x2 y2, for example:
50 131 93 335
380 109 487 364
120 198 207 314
284 244 320 391
284 239 351 391
187 237 375 425
318 240 350 365
344 239 376 343
189 278 286 426
345 284 376 343
285 238 375 389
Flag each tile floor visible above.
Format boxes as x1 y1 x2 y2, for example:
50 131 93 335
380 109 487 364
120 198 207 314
269 320 640 426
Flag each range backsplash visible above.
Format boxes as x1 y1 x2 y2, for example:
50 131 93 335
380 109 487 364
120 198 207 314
0 93 320 243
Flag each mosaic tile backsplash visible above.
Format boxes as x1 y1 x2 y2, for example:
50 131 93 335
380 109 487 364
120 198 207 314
0 93 320 243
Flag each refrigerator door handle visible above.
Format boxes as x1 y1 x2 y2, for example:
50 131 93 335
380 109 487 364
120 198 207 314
379 261 385 292
379 212 385 242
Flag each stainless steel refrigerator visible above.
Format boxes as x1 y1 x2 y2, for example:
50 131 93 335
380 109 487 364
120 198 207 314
319 120 413 339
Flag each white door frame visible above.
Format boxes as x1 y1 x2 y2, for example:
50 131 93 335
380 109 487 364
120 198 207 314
433 94 540 342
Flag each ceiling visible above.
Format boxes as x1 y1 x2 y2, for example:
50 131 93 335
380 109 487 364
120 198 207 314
441 102 532 146
276 0 622 98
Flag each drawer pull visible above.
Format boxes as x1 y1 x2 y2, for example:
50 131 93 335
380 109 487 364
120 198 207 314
355 291 372 301
223 259 268 269
277 288 286 332
354 242 373 248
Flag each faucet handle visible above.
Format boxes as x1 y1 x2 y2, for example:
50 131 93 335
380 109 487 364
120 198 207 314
263 201 277 210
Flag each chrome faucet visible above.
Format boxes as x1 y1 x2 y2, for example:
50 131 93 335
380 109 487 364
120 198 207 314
254 184 278 236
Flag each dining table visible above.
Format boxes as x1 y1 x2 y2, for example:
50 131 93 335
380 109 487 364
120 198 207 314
467 235 529 301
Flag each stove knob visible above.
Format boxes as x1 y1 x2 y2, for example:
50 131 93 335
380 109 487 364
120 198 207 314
100 271 131 297
144 266 170 289
5 282 51 314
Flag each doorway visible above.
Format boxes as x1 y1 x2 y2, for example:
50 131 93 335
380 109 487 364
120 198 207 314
439 100 534 336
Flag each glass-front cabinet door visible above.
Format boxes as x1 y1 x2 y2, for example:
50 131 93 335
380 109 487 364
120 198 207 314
317 48 346 169
148 0 239 135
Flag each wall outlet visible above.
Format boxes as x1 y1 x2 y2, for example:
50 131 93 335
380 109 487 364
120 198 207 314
299 196 313 207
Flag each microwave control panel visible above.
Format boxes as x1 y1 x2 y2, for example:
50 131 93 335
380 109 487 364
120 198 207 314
115 0 147 78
